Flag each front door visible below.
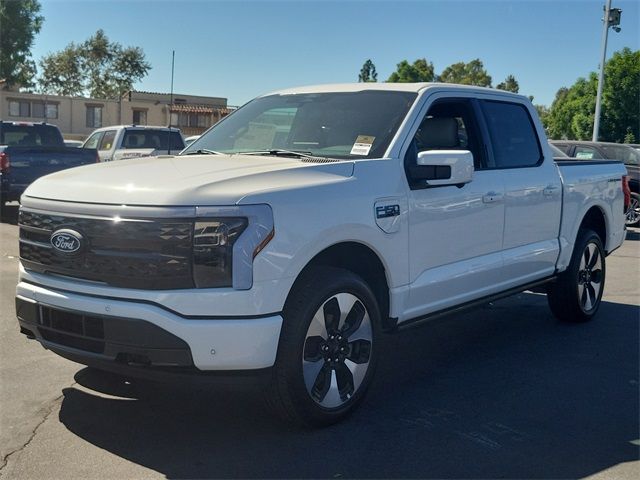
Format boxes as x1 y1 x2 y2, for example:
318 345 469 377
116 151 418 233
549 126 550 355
403 97 506 321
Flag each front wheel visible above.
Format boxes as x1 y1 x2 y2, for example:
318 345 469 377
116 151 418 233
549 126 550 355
547 228 606 323
265 266 380 427
625 192 640 227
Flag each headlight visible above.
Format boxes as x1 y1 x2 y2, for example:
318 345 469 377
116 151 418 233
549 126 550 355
193 205 274 289
193 218 247 288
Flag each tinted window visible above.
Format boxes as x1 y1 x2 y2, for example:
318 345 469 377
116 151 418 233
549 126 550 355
600 144 640 165
121 130 184 150
0 124 63 146
551 143 571 154
549 144 568 157
481 101 542 168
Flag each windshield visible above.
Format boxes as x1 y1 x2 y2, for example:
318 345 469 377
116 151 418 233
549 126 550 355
182 91 417 159
121 130 185 150
599 144 640 165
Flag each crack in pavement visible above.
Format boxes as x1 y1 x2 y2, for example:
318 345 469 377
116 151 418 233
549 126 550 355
0 382 76 476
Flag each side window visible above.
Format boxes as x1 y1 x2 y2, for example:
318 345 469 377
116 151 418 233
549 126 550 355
481 100 542 168
405 98 484 170
83 131 104 149
99 130 117 151
574 146 603 160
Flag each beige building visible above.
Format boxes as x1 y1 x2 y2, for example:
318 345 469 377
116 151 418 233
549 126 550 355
0 89 234 140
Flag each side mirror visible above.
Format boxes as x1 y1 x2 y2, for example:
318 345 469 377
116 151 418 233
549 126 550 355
413 150 474 186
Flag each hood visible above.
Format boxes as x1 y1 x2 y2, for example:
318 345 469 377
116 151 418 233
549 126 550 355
24 154 355 206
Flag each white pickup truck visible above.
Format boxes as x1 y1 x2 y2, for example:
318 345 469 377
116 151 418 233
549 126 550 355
82 125 185 162
16 83 627 426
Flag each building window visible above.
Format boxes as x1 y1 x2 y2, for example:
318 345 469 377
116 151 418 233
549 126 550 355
86 105 103 128
8 100 58 119
8 100 30 117
170 111 210 128
46 104 59 119
132 109 147 125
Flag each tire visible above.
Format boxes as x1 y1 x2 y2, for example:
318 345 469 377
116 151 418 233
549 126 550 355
265 266 381 427
547 228 606 323
625 192 640 227
0 194 7 220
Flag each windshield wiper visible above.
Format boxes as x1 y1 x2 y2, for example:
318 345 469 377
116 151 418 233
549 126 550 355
183 148 225 155
240 149 320 159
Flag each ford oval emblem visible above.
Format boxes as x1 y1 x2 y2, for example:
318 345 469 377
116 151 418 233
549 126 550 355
50 229 83 254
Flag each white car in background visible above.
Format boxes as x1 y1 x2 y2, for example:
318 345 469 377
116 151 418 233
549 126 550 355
82 125 185 162
184 135 201 147
63 139 83 148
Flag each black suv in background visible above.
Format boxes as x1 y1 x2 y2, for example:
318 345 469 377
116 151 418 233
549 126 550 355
550 141 640 227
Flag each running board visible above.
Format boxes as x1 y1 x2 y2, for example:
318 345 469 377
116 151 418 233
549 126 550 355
394 276 556 332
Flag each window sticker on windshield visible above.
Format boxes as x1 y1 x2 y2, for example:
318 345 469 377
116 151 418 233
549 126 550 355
576 152 594 159
350 135 375 156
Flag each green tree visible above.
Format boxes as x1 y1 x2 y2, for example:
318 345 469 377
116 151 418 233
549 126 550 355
600 47 639 143
358 59 377 82
38 44 84 96
624 127 636 144
0 0 43 89
38 29 151 99
387 58 435 83
534 104 550 131
546 48 639 142
496 74 519 93
546 75 598 140
439 59 492 87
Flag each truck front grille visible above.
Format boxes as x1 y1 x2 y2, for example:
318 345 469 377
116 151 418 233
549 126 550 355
19 209 194 289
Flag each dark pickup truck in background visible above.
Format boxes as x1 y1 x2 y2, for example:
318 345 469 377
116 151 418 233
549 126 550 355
0 121 98 215
551 140 640 227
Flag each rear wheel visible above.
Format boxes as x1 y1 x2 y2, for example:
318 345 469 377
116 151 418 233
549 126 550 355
625 192 640 227
547 229 605 323
265 266 380 427
0 193 7 220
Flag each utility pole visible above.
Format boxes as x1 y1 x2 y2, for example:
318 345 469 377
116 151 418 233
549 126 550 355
168 50 175 154
593 0 622 141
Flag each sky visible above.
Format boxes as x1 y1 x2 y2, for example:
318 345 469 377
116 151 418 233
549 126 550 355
29 0 639 107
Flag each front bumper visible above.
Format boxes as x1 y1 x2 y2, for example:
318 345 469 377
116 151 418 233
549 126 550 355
16 281 283 375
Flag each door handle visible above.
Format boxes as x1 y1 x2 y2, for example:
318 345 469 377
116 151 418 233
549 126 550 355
543 185 560 196
482 192 503 203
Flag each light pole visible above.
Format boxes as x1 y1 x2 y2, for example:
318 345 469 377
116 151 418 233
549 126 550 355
592 1 622 142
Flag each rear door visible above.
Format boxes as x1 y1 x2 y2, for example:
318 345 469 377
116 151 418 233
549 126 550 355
478 99 561 286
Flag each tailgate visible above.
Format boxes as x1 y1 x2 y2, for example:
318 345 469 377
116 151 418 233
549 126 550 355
6 147 97 187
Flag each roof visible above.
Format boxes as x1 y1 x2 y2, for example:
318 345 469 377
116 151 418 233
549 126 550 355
169 104 234 114
90 125 181 132
264 82 521 98
550 140 634 147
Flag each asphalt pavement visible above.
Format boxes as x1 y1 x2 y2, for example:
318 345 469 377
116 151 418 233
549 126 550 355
1 203 638 479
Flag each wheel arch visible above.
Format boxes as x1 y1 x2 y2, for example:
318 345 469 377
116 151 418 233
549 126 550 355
286 241 391 329
579 205 607 249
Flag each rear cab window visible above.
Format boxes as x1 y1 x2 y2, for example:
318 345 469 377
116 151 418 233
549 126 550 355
0 124 64 147
480 100 543 169
122 130 184 150
574 146 603 160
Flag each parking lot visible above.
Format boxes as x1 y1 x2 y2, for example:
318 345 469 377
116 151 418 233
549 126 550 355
0 203 638 479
